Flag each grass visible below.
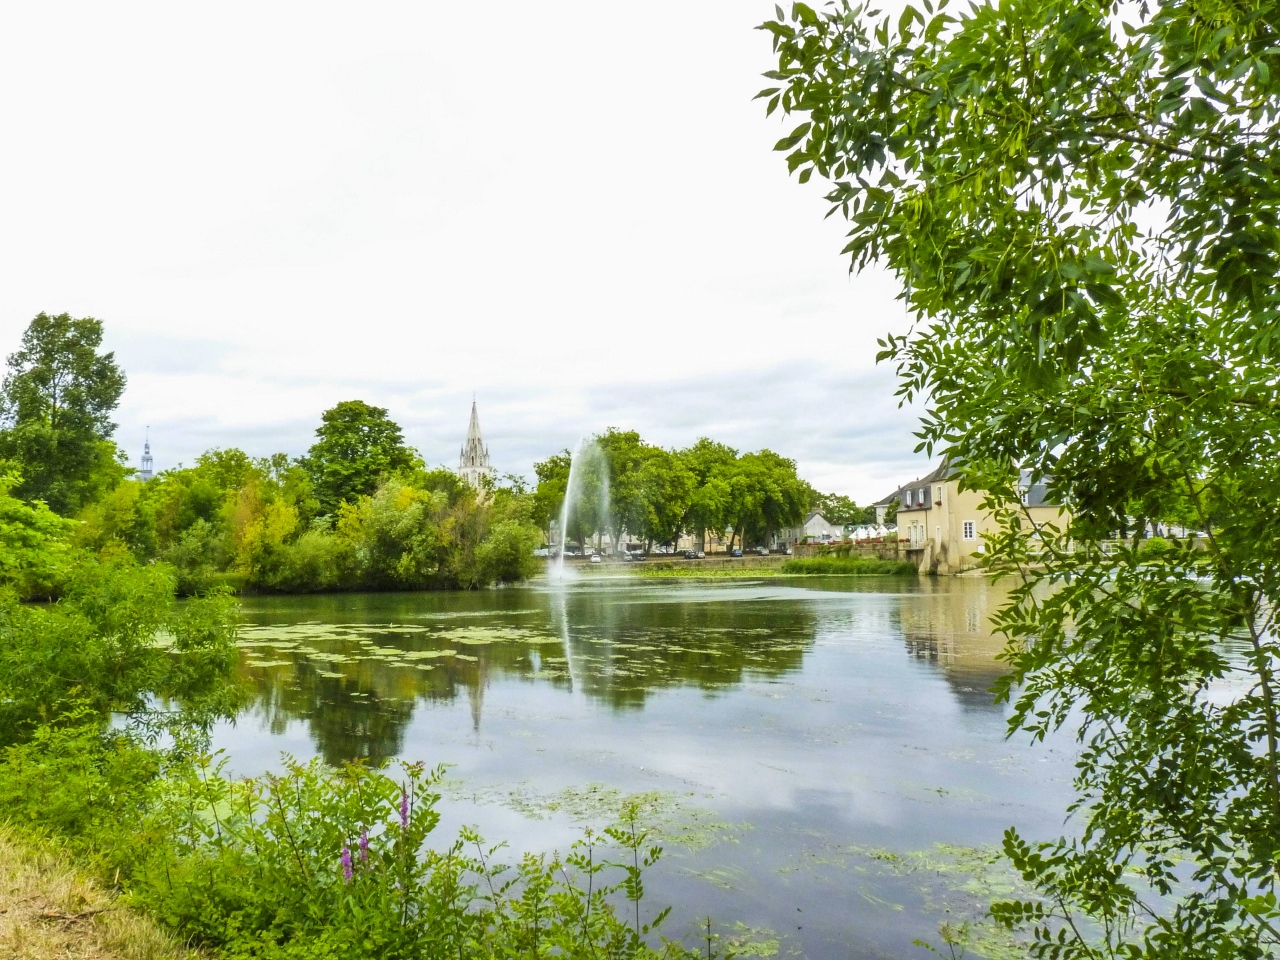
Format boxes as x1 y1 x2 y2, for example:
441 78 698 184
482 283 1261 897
622 564 785 578
0 826 196 960
564 556 918 578
779 556 918 576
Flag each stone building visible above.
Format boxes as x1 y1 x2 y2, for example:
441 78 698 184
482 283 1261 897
139 429 154 482
884 462 1067 574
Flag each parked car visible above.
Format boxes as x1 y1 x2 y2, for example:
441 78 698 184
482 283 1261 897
629 552 647 561
755 546 769 556
589 554 602 564
697 550 705 559
683 550 698 559
731 548 743 557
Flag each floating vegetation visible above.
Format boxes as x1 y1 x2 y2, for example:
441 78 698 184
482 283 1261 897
467 782 750 853
441 626 558 645
722 923 788 958
779 842 1036 960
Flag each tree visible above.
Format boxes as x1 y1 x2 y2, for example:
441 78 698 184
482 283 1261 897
0 313 126 514
678 439 738 547
0 473 73 599
531 451 571 542
810 491 866 527
636 448 695 548
596 428 648 550
714 450 808 551
763 0 1280 954
303 401 419 516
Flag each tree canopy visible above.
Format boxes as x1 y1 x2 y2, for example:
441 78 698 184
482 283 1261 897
0 313 126 514
763 0 1280 953
533 431 811 551
302 400 419 515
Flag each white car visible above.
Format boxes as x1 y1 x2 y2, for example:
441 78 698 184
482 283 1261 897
589 554 602 564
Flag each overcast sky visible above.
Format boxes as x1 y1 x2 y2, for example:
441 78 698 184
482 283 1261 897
0 1 933 502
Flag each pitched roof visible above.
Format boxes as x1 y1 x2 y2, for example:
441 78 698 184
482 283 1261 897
876 460 953 508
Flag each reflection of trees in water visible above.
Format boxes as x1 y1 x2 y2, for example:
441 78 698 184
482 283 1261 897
239 588 822 760
559 593 819 710
894 579 1013 711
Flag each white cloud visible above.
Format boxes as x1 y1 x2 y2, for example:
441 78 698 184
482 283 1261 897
0 0 934 502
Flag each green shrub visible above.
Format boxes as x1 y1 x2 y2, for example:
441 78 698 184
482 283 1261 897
472 520 542 585
134 756 695 960
0 556 241 749
780 556 916 576
278 528 351 592
0 713 163 873
1136 536 1176 562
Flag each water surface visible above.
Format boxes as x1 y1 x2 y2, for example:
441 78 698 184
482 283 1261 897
214 576 1076 959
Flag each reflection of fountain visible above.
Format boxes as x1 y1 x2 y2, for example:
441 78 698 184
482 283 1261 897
551 586 580 694
553 440 611 580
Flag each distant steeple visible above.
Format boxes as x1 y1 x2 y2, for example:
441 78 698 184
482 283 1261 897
457 400 494 490
140 427 154 482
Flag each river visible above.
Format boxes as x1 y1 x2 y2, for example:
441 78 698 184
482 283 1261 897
212 574 1076 959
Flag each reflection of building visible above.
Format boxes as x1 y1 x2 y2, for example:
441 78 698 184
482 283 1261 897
139 429 154 482
457 400 495 490
897 579 1013 711
881 463 1067 575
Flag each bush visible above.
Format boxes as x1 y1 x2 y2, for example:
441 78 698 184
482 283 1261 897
471 520 542 586
0 714 162 873
1136 535 1176 562
0 556 241 749
133 757 695 960
277 528 351 593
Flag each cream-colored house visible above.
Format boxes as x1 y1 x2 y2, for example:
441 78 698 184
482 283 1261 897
883 463 1067 574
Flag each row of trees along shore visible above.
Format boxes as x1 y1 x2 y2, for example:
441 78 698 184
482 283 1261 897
531 430 879 554
0 314 541 595
0 313 885 597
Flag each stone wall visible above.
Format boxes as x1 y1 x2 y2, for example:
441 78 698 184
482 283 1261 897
792 541 904 561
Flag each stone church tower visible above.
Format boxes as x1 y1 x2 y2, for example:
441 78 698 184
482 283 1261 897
140 428 154 482
457 400 494 489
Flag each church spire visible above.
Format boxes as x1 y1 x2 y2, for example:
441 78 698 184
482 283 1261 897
457 399 494 490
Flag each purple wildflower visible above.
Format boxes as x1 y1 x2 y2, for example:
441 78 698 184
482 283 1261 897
359 829 369 862
400 791 409 828
341 845 353 882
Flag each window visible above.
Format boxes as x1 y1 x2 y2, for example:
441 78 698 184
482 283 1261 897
963 521 976 540
1020 490 1029 505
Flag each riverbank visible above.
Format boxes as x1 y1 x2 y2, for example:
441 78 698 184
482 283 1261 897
547 554 917 578
0 827 194 960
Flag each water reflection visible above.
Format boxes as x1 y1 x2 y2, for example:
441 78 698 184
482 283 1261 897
236 581 828 763
896 577 1013 711
221 577 1072 960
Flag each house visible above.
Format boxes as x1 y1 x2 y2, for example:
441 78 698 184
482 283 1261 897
885 463 1067 574
847 523 893 541
775 510 845 549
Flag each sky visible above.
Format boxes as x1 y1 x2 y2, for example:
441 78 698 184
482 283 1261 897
0 1 933 503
